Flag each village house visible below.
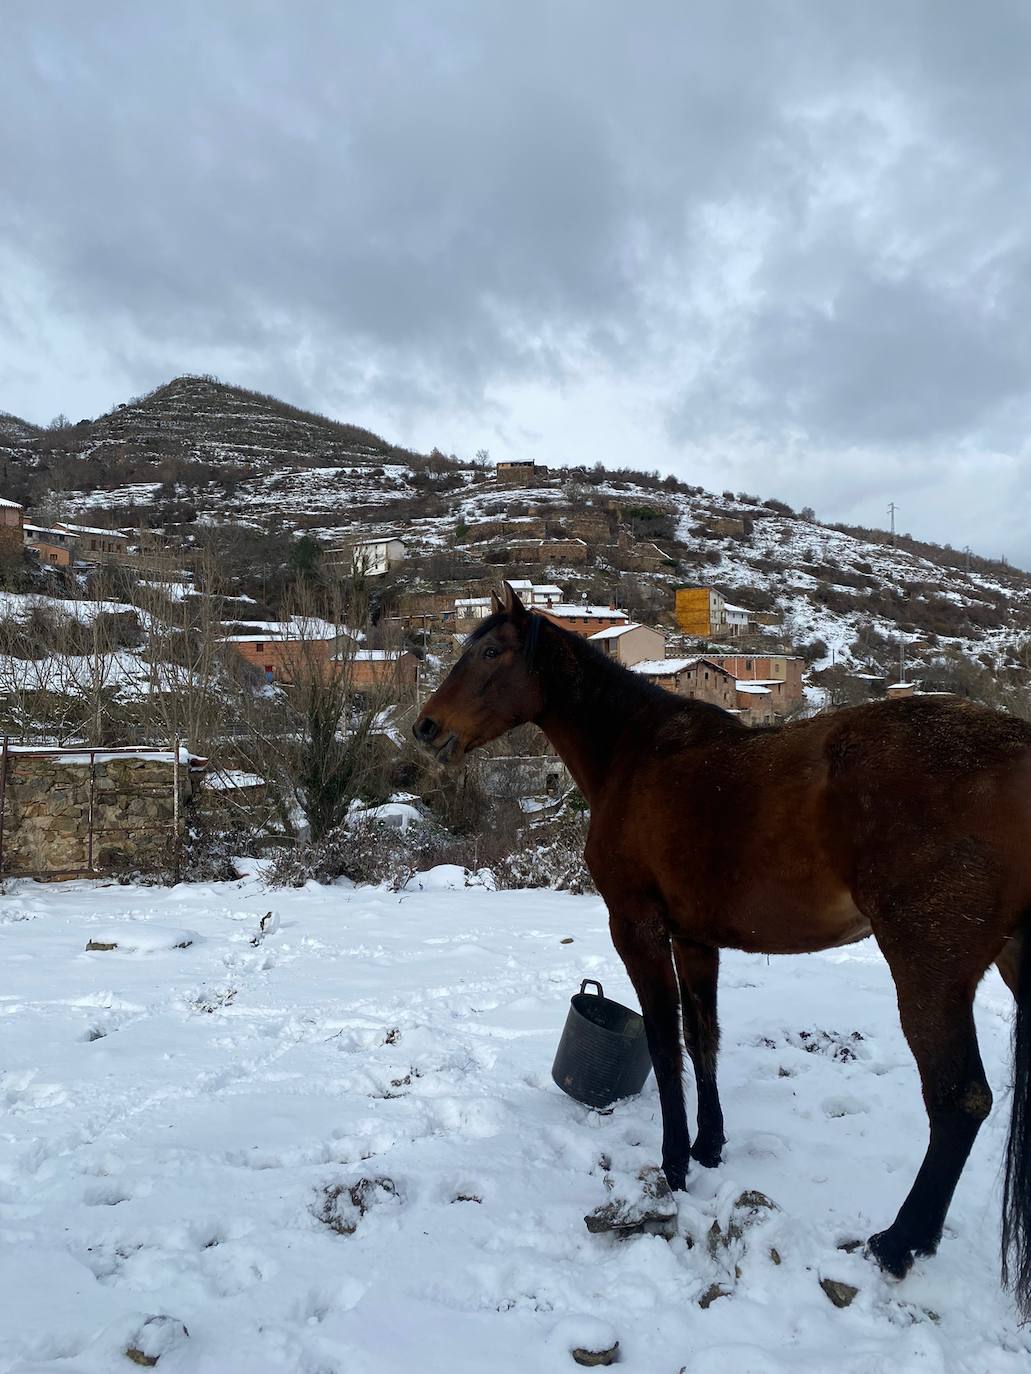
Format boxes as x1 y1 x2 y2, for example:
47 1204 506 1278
589 622 665 667
536 603 630 637
632 655 788 725
337 535 406 578
704 653 805 711
218 628 335 684
0 497 24 558
733 680 781 725
24 523 75 565
334 647 419 697
453 583 566 623
631 657 722 697
24 521 129 566
673 586 752 640
495 460 545 484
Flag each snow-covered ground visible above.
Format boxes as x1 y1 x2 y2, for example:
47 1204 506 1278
1 870 1027 1373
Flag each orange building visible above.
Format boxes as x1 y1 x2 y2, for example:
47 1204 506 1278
537 604 630 638
219 632 334 684
674 586 725 637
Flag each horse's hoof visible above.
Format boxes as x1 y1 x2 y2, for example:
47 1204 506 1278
690 1140 723 1168
866 1229 914 1280
662 1161 688 1193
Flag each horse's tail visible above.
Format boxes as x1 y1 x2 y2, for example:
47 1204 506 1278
1002 921 1031 1320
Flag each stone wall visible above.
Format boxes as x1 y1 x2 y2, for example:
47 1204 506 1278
0 750 195 877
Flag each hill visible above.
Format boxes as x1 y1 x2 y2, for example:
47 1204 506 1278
2 375 1029 705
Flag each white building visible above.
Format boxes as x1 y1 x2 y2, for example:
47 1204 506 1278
343 536 406 577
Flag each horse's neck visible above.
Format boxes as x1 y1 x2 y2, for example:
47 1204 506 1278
532 627 667 805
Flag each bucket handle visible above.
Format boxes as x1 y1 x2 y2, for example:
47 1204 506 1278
579 979 604 999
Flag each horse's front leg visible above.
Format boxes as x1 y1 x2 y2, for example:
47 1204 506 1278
609 903 690 1191
673 938 725 1167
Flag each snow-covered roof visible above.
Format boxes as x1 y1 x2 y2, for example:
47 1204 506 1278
350 649 407 662
543 604 629 620
723 604 750 615
589 622 644 640
735 682 772 695
632 657 698 675
24 524 66 536
59 523 128 539
0 496 23 509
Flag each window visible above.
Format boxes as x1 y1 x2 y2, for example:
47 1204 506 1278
255 643 265 652
745 660 753 670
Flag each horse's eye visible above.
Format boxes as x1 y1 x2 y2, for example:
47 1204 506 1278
483 646 500 659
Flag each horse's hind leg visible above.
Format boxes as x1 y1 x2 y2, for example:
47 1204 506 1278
672 939 725 1167
609 905 691 1191
867 951 992 1279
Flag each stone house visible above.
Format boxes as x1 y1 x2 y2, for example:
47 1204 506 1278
631 657 712 696
589 622 665 667
702 515 747 537
496 460 544 484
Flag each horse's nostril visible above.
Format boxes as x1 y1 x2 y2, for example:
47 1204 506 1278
414 716 440 743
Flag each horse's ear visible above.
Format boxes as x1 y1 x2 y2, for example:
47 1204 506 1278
503 581 529 626
491 587 505 615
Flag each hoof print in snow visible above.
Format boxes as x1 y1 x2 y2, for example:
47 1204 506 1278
317 1176 398 1235
585 1166 676 1238
571 1344 619 1367
819 1277 859 1309
124 1314 189 1366
698 1282 732 1309
451 1193 482 1204
707 1190 780 1257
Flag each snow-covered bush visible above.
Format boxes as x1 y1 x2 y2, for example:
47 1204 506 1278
491 812 595 895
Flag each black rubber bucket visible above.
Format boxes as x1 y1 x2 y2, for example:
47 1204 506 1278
551 979 653 1109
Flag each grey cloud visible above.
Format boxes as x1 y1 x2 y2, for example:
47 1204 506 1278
3 1 1031 557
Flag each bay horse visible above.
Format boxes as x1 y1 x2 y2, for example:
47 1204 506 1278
414 584 1031 1315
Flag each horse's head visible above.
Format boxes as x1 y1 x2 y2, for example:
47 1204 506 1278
413 583 546 766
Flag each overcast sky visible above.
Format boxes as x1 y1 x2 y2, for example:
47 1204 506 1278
3 2 1030 562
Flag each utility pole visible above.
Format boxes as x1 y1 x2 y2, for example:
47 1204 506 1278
888 502 898 548
964 545 971 575
898 629 906 685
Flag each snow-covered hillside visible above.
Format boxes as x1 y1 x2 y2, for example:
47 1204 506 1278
1 869 1027 1372
4 374 1030 684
